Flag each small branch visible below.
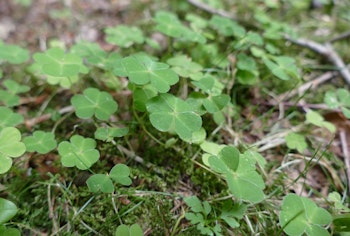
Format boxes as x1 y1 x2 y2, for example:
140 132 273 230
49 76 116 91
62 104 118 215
285 35 350 85
329 30 350 43
187 0 236 20
276 70 337 102
339 131 350 195
24 105 74 129
186 0 255 27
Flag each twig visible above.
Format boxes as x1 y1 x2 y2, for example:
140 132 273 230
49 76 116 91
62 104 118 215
186 0 255 27
339 131 350 195
257 100 341 112
187 0 236 20
285 35 350 85
24 105 74 129
276 71 337 102
329 30 350 43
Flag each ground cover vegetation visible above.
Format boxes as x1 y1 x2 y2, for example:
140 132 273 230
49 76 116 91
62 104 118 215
0 0 350 235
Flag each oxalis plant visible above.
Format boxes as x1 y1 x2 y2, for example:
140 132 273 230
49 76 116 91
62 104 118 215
0 6 349 236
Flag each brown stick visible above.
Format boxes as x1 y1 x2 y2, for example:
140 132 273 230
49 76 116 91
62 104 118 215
285 35 350 85
339 131 350 195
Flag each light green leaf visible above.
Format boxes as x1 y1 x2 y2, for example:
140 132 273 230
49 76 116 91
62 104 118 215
121 56 179 93
0 107 23 130
0 198 18 224
0 127 26 174
58 135 100 170
94 126 128 142
146 94 202 140
324 91 339 109
86 174 114 193
236 53 259 84
0 44 29 64
0 226 21 236
105 25 144 48
241 150 266 169
0 80 30 106
285 132 307 153
279 194 332 236
167 55 203 78
337 88 350 107
71 87 118 121
109 164 132 186
132 86 158 112
184 196 205 213
33 47 88 77
207 146 265 203
306 110 336 133
23 131 57 154
154 11 206 43
71 41 108 67
115 224 143 236
218 146 240 172
209 15 245 37
263 56 299 81
203 94 230 113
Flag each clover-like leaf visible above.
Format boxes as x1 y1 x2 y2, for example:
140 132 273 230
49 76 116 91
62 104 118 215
23 131 57 154
0 44 29 64
220 201 247 228
0 79 29 107
325 89 350 119
206 146 265 203
209 15 246 38
203 94 230 113
33 47 88 77
120 55 179 93
234 32 264 50
0 107 23 130
58 135 100 170
167 55 203 78
71 87 118 121
146 94 202 140
86 174 114 193
263 56 300 81
280 194 332 236
71 41 110 68
306 110 336 133
105 25 144 48
236 53 259 85
109 164 132 186
115 224 143 236
94 126 128 142
286 132 307 153
154 11 206 43
0 198 18 224
0 127 26 174
132 86 158 112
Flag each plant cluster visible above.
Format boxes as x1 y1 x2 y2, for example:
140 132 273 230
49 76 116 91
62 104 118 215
0 1 350 235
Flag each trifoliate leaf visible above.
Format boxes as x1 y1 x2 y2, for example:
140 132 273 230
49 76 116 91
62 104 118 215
0 127 26 174
58 135 100 170
109 164 132 186
0 107 23 131
146 94 202 140
285 132 307 153
86 174 114 193
0 44 29 64
280 194 332 236
121 55 179 93
23 131 57 154
71 87 118 121
105 25 144 48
